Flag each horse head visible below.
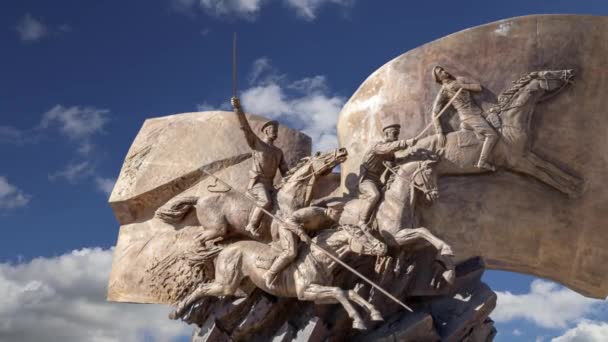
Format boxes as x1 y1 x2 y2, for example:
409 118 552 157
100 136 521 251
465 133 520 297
496 69 574 122
277 148 348 212
534 69 575 96
406 155 440 203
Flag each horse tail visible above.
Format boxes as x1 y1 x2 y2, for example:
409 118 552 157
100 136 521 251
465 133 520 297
156 196 199 224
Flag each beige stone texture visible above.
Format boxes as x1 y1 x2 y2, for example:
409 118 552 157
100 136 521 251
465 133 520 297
108 111 311 303
337 15 608 298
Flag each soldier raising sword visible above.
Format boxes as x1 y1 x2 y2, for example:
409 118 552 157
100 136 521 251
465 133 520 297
231 97 289 238
230 33 288 238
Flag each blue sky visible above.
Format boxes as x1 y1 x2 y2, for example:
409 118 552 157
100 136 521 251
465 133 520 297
1 1 607 341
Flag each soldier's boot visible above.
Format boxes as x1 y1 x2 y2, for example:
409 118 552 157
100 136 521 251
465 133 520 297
246 207 264 239
476 135 498 171
264 252 295 288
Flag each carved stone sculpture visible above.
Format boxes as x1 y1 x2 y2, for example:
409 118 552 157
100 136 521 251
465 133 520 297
338 14 608 299
107 14 608 342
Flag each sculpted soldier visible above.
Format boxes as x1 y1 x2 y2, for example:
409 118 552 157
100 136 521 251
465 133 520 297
431 66 498 171
265 204 343 287
231 96 289 238
358 124 415 230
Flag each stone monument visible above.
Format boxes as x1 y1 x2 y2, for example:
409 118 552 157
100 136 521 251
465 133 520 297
107 14 608 341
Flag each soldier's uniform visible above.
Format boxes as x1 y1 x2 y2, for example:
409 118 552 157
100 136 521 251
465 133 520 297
358 125 411 228
432 67 498 170
265 206 340 287
234 105 289 237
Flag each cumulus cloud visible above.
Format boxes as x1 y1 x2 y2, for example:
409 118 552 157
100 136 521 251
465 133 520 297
0 248 190 342
284 0 353 20
237 58 345 152
172 0 264 19
0 125 29 144
552 320 608 342
95 177 116 196
171 0 353 20
48 161 95 183
40 105 109 141
0 176 31 210
493 279 603 329
196 101 230 111
16 13 48 42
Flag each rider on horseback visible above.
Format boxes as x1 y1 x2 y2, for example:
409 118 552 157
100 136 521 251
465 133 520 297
232 96 289 238
264 204 343 288
357 124 416 231
431 66 498 171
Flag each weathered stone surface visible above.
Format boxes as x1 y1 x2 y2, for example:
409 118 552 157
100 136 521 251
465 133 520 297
337 14 608 298
294 317 329 342
357 312 438 342
192 320 230 342
107 111 311 303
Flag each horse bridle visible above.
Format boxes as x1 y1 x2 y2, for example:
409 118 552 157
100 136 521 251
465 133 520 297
409 162 437 196
538 70 571 102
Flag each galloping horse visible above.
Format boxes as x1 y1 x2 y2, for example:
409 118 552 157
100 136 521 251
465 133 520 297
169 225 388 330
415 69 581 197
341 155 455 285
375 156 456 285
155 148 348 242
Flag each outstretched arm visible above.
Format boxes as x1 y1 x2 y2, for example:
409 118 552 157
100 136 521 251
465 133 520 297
455 77 482 92
373 140 409 155
231 97 258 149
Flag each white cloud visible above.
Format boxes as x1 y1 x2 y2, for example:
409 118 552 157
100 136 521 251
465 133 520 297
237 60 345 152
493 279 603 329
95 177 116 196
202 0 264 18
171 0 353 20
552 320 608 342
48 161 94 183
174 0 265 19
0 125 27 144
513 328 523 336
16 13 48 42
40 105 109 141
249 57 275 84
0 176 31 210
0 247 190 342
284 0 353 20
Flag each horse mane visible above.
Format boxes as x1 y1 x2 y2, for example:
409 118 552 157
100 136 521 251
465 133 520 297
276 156 311 188
489 72 536 113
285 156 311 178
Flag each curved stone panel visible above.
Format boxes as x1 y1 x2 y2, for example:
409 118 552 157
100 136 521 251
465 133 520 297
338 15 608 298
108 111 311 303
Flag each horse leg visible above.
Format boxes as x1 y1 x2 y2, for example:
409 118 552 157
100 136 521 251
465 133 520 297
168 282 227 320
393 228 455 286
346 290 383 321
525 152 583 196
510 154 582 197
300 284 367 330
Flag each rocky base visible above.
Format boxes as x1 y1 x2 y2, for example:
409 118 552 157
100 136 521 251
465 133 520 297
187 256 496 342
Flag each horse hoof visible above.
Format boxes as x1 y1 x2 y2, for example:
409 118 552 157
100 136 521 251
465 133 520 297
371 312 384 321
353 320 368 330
